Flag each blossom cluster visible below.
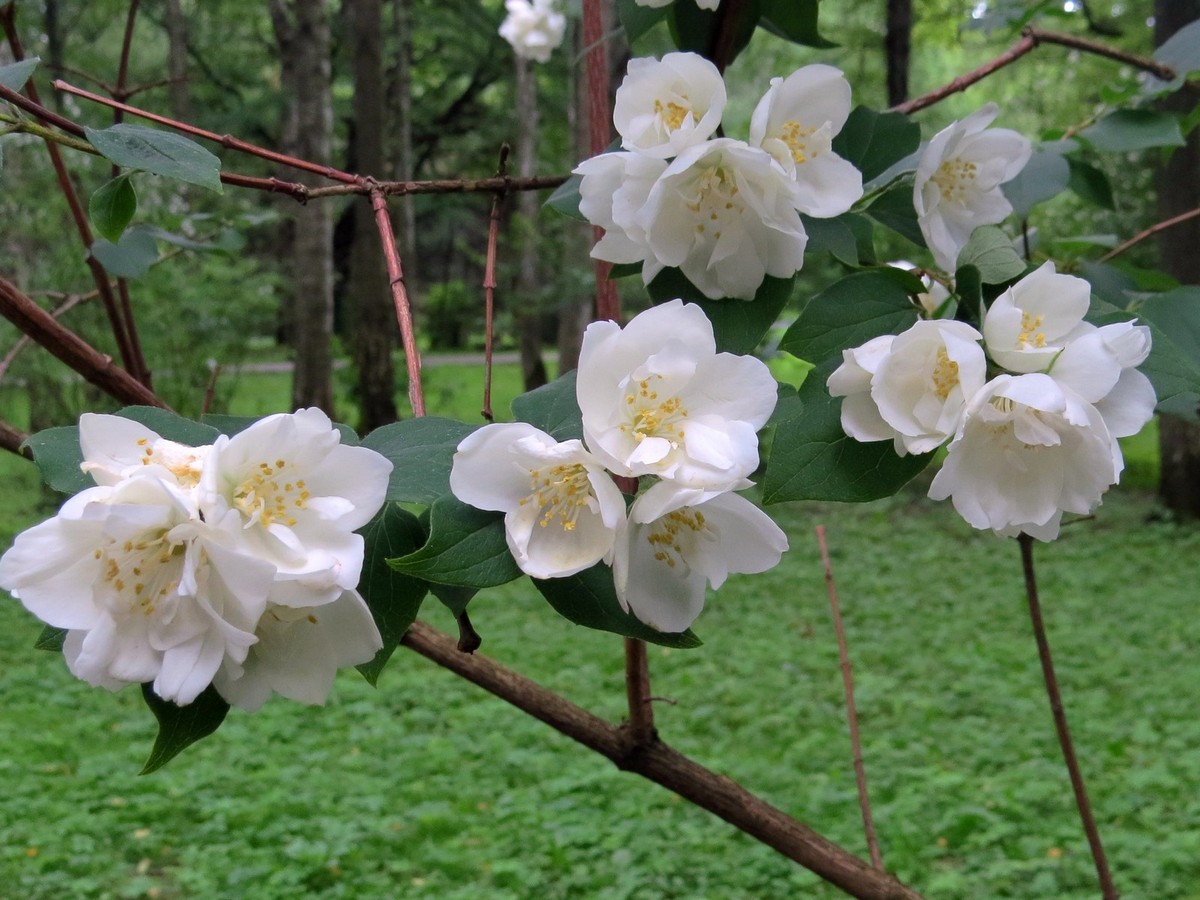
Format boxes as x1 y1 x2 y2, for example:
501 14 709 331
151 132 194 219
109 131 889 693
451 300 787 632
498 0 566 63
576 53 863 300
829 262 1155 540
0 409 391 709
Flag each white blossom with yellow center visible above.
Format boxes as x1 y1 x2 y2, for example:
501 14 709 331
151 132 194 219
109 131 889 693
613 484 788 632
982 261 1092 374
748 64 863 218
913 103 1031 272
613 53 726 159
77 413 212 489
450 423 627 580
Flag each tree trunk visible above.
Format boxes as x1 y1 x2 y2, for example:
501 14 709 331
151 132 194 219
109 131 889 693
346 0 400 431
515 56 549 391
270 0 336 415
885 0 912 107
391 0 419 302
1154 0 1200 517
164 0 191 122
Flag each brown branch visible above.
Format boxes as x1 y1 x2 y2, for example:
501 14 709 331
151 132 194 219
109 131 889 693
307 175 567 200
817 525 884 871
1018 533 1118 899
892 27 1174 116
623 637 656 746
0 277 167 409
583 0 619 323
369 186 425 418
0 419 32 459
1098 206 1200 262
400 620 923 900
481 146 509 422
113 0 140 107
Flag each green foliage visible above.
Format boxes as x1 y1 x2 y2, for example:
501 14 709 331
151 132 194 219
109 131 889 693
760 0 834 49
1078 110 1185 154
90 227 158 279
388 495 521 589
361 417 479 504
955 226 1026 285
88 175 138 244
646 269 796 355
832 106 921 184
0 57 39 91
139 683 230 774
1002 145 1071 218
669 0 762 60
511 369 583 441
85 124 223 193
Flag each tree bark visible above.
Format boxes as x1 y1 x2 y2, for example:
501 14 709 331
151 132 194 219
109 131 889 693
270 0 336 415
514 56 549 391
885 0 912 107
1154 0 1200 517
346 0 400 430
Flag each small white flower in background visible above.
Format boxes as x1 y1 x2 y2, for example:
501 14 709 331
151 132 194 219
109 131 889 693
613 485 788 632
748 64 863 217
826 335 900 445
498 0 566 63
575 151 667 266
913 103 1031 272
450 422 628 579
577 300 778 489
634 138 808 299
982 261 1090 374
928 374 1121 541
613 52 726 158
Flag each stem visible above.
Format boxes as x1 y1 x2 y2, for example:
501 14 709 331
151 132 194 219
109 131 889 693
482 146 509 422
401 620 923 900
623 638 656 747
114 0 140 107
1098 206 1200 263
368 186 425 417
582 0 619 323
0 419 32 459
1018 533 1118 900
817 525 884 871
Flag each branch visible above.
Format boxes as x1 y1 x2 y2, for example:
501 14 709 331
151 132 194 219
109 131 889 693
0 419 32 459
583 0 619 323
481 146 509 422
1018 534 1118 899
1098 206 1200 262
892 26 1174 116
400 620 923 900
368 186 425 417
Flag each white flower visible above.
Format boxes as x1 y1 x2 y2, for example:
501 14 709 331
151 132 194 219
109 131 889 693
748 65 863 217
575 151 667 266
212 590 382 712
913 103 1031 272
613 484 788 632
826 335 899 444
614 53 726 159
982 261 1091 373
928 373 1119 541
498 0 566 63
0 474 273 705
871 320 987 455
449 423 628 579
635 138 808 299
577 299 778 488
78 413 211 488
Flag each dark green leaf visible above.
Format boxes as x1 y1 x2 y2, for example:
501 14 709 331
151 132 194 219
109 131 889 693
361 417 479 504
91 228 158 279
430 583 477 617
140 683 229 774
669 0 761 60
955 265 983 323
0 57 39 91
356 504 429 686
85 124 223 193
34 625 66 652
388 495 521 588
831 106 920 184
89 174 138 243
616 0 670 43
533 564 702 648
1128 288 1200 419
1066 158 1115 210
866 184 926 247
1145 18 1200 95
1079 110 1185 153
801 213 874 267
760 0 834 48
762 367 933 504
607 262 642 279
25 425 91 494
545 173 584 221
955 226 1025 285
512 370 582 441
779 269 919 364
646 270 795 354
1079 260 1136 308
1001 146 1070 217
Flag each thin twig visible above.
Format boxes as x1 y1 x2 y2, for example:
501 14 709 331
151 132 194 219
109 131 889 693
481 145 510 422
0 418 32 459
1018 533 1118 899
201 363 221 416
1099 206 1200 262
623 637 656 747
816 525 884 871
369 186 425 417
400 620 923 900
113 0 140 106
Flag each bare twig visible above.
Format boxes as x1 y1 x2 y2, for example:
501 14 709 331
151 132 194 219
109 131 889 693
1099 206 1200 262
816 525 884 871
201 363 221 416
481 145 509 422
624 638 656 748
1018 533 1118 899
400 620 923 900
0 419 32 459
369 186 425 417
113 0 140 107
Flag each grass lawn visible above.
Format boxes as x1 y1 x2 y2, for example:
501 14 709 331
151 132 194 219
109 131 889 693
1 366 1198 898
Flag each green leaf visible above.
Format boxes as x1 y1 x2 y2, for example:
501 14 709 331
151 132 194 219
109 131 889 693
955 227 1025 285
1066 158 1115 210
533 564 702 648
801 213 876 267
1001 146 1070 218
779 269 919 364
1145 18 1200 95
89 174 138 243
430 583 477 617
140 683 229 774
1128 288 1200 419
1079 110 1185 153
1079 260 1136 307
544 172 585 221
616 0 670 43
760 0 834 48
356 504 429 686
361 417 479 504
866 184 926 247
762 367 933 504
669 0 761 60
34 625 66 652
646 270 795 354
0 57 39 91
91 228 158 279
25 425 91 494
607 262 642 279
85 124 223 193
512 370 582 440
831 106 920 184
388 494 521 588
